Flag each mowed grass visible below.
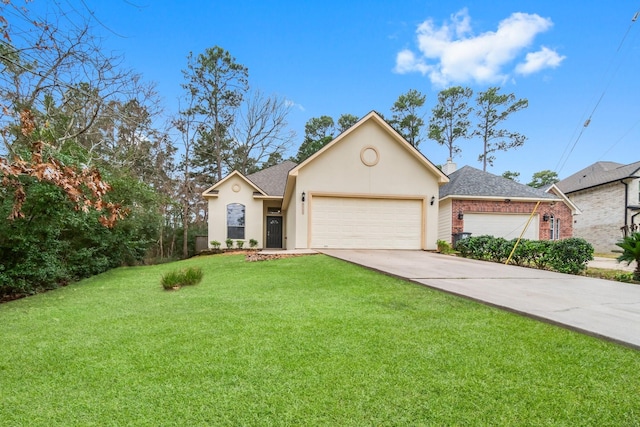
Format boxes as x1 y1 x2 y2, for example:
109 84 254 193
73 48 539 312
1 254 639 426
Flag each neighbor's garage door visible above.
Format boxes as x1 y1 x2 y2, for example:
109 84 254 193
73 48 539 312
310 197 422 249
464 213 539 240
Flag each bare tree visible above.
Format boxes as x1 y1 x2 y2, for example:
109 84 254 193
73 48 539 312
228 90 295 175
173 96 200 259
0 1 153 159
0 1 165 227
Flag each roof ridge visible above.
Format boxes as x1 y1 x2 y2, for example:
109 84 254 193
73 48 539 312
557 159 640 193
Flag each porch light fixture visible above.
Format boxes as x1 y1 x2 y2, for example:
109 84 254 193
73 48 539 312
430 196 435 205
457 210 464 220
301 191 306 202
543 213 550 222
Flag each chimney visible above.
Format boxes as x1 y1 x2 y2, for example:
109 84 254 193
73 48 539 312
441 158 457 175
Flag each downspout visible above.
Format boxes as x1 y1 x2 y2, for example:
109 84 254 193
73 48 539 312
623 180 629 229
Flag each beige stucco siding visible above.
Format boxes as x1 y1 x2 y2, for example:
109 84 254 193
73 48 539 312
292 120 441 249
284 199 296 250
206 175 263 248
438 198 453 243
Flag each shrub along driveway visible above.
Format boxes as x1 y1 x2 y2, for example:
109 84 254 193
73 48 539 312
320 250 640 349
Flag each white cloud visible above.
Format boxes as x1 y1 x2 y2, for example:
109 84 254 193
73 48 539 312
394 49 431 75
395 8 563 86
285 99 306 112
515 46 566 75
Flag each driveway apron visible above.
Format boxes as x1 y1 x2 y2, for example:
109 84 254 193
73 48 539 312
319 249 640 350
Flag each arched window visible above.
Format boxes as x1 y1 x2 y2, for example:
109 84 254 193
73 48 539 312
227 203 245 239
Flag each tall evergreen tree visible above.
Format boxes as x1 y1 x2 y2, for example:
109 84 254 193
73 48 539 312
294 116 335 163
473 87 528 171
428 86 473 160
390 89 426 147
181 46 249 183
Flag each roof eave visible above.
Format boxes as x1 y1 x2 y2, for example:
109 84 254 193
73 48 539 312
201 170 267 198
440 194 560 203
286 111 449 184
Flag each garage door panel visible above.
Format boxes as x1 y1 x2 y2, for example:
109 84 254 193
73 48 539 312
464 213 539 240
311 197 422 249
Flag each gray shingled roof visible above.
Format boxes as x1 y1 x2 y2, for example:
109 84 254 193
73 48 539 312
440 165 556 199
245 160 297 196
556 160 640 194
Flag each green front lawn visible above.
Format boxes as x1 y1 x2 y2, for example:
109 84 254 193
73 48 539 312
1 254 639 425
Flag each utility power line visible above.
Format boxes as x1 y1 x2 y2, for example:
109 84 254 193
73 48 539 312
554 7 640 175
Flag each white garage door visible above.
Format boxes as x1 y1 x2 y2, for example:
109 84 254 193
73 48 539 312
311 197 422 249
464 213 539 240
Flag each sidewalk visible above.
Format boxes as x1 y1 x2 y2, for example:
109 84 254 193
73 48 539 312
589 256 636 272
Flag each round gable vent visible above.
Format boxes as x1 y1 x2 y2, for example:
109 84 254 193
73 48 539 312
360 146 379 167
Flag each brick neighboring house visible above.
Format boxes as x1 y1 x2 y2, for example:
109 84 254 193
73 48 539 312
438 164 579 244
556 160 640 253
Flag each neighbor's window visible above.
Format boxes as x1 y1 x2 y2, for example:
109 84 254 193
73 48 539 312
227 203 245 239
549 215 560 240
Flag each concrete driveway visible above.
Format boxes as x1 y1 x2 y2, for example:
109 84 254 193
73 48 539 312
319 250 640 350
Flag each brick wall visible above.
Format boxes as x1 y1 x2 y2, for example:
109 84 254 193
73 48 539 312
568 181 627 253
450 199 573 240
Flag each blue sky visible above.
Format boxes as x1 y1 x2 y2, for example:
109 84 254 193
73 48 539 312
32 1 640 181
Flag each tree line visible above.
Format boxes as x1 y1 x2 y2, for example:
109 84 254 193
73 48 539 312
294 86 529 173
0 2 301 298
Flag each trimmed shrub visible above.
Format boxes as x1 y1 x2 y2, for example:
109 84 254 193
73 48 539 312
225 238 233 249
210 240 221 250
249 238 258 249
236 240 244 249
457 235 593 275
486 237 511 263
548 238 594 275
526 240 553 269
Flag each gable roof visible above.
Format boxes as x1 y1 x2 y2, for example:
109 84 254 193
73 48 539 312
287 111 448 183
246 160 297 196
282 111 449 209
202 170 266 198
556 160 640 194
440 165 557 200
545 184 582 214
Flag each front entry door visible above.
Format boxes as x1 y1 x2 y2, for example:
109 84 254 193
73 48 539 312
266 216 283 248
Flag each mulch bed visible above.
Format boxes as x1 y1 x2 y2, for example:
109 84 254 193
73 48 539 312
245 252 318 262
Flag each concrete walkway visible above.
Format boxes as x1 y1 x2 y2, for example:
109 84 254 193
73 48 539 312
319 250 640 350
589 256 636 272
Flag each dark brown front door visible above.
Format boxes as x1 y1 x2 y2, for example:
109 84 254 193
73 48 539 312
266 216 283 248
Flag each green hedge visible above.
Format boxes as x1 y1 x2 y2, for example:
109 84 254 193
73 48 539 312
455 236 593 275
0 176 162 300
